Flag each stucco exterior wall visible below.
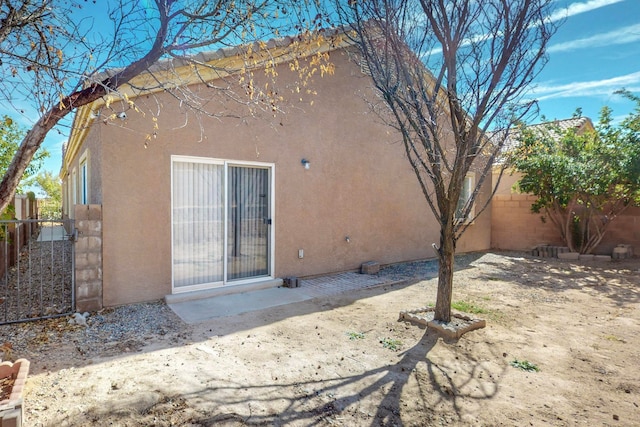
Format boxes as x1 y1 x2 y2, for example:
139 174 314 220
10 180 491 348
493 169 521 195
66 50 492 306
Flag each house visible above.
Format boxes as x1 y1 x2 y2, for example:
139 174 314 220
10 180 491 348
60 36 492 309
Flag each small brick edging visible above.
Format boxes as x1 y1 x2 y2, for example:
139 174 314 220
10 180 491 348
533 244 618 262
0 358 30 427
399 307 486 339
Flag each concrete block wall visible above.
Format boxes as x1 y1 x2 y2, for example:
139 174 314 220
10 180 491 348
74 205 103 312
491 194 563 251
492 195 640 255
595 207 640 254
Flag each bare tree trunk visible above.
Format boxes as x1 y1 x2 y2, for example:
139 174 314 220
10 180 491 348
434 221 455 322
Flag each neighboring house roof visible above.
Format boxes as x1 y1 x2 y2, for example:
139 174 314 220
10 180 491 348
61 29 354 177
492 116 595 165
523 116 595 137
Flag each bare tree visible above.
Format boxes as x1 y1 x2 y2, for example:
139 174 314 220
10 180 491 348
0 0 333 212
0 0 51 43
335 0 559 322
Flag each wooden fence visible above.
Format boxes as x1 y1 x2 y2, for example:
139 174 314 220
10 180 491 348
0 196 40 279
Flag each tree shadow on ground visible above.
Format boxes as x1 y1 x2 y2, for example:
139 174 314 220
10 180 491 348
14 251 487 376
50 327 505 426
469 252 640 307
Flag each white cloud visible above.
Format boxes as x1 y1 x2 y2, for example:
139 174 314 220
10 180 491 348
548 23 640 53
548 0 625 22
425 0 626 56
529 71 640 100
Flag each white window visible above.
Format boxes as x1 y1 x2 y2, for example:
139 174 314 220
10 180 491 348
65 176 71 216
456 173 475 222
72 169 77 206
79 152 89 204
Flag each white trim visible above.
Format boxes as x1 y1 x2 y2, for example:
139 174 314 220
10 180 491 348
79 150 89 204
72 168 77 206
170 155 275 294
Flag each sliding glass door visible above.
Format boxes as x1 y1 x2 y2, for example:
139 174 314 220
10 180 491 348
227 166 270 280
172 157 272 292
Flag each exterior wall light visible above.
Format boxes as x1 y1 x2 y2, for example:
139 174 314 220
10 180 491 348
301 159 310 170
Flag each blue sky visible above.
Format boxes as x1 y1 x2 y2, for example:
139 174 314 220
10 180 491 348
10 0 640 178
529 0 640 123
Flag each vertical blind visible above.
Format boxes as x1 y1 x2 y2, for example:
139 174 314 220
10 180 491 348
172 161 225 288
172 159 270 290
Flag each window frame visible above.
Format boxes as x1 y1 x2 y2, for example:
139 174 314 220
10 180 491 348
79 151 89 204
170 155 276 293
455 172 475 223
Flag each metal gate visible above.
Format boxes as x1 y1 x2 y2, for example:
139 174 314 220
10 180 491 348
0 219 75 325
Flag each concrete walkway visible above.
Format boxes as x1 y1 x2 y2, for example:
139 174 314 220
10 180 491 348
168 271 411 324
37 225 68 242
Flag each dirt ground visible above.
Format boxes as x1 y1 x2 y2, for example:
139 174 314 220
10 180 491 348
4 251 640 426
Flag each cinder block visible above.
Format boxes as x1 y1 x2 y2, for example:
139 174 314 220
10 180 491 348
75 252 101 269
360 261 380 275
616 244 633 257
612 246 629 259
76 297 103 313
74 237 89 252
579 254 595 261
594 255 612 262
87 236 103 250
558 252 580 260
76 280 102 298
88 204 102 221
75 220 87 232
74 205 89 220
86 221 102 234
75 268 101 283
74 253 90 269
87 252 102 266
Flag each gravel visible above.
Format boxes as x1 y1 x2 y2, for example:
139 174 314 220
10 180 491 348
1 247 483 367
1 238 73 324
1 301 190 366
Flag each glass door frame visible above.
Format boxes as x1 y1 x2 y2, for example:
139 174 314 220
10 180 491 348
170 155 275 294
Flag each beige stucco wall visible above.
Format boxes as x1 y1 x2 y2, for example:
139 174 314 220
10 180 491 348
493 168 522 195
65 50 492 306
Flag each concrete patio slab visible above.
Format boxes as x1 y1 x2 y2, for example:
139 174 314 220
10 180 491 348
167 271 413 324
168 286 315 324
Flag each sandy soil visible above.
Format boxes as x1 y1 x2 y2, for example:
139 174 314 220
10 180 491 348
4 252 640 426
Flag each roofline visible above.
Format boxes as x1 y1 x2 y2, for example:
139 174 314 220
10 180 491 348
61 30 355 177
